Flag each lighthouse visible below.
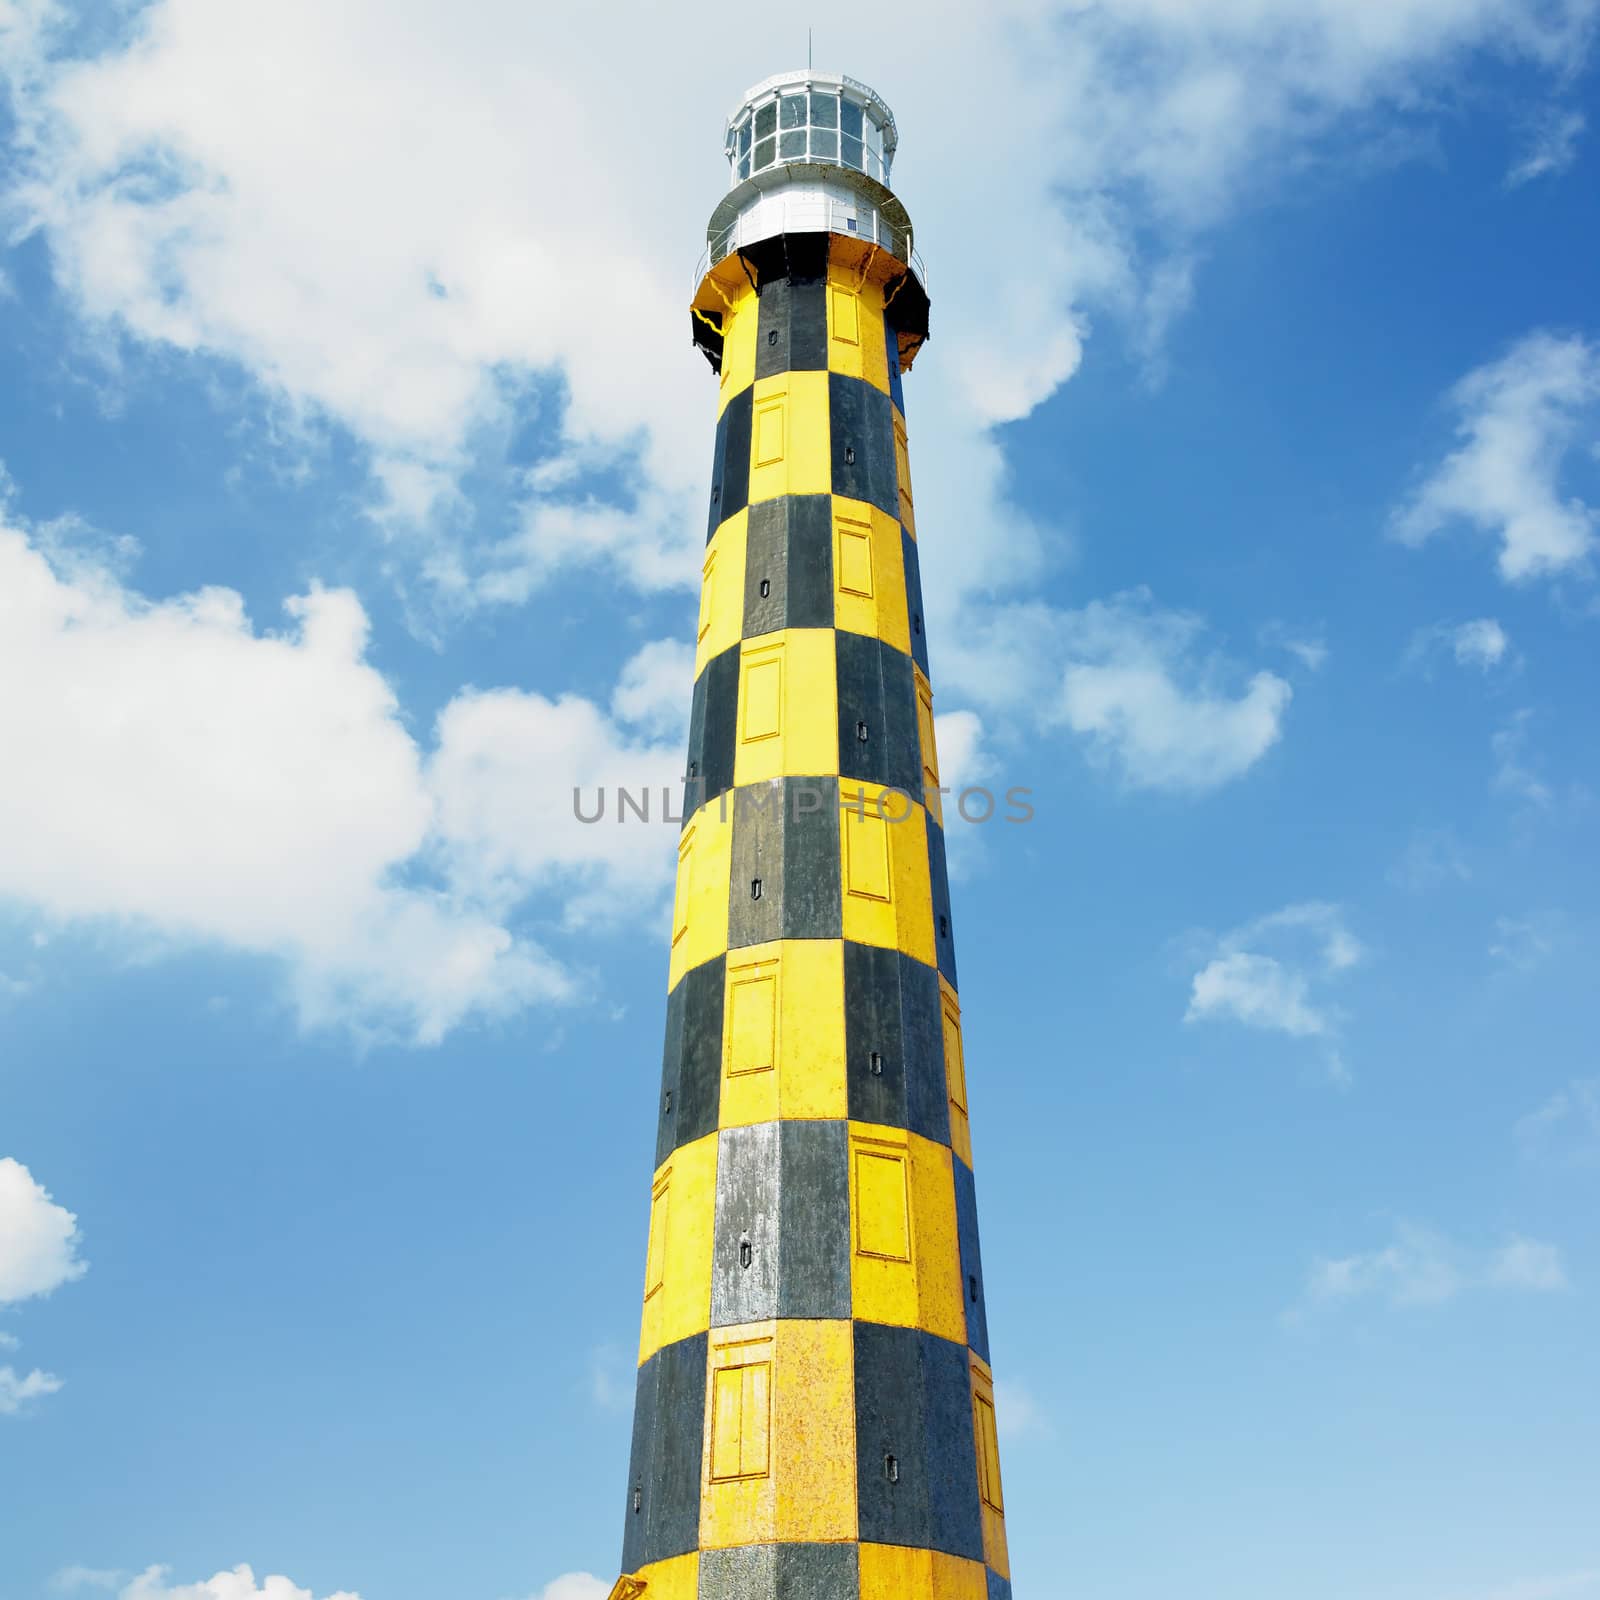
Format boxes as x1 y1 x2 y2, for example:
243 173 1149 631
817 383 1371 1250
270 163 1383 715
615 70 1011 1600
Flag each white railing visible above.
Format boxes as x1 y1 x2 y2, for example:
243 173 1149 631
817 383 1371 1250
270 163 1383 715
692 196 926 295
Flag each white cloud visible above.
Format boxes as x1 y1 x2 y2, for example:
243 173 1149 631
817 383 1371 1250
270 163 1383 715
1452 617 1512 667
116 1567 361 1600
1406 617 1513 672
1506 107 1587 185
0 510 683 1043
52 1569 124 1592
516 1577 610 1600
1294 1221 1570 1317
0 1363 64 1413
1394 332 1600 583
1 0 1591 727
949 591 1292 793
1185 903 1362 1082
1516 1078 1600 1168
609 639 695 742
1492 709 1553 806
1489 912 1560 971
1389 826 1471 891
0 1157 87 1305
1488 1236 1571 1291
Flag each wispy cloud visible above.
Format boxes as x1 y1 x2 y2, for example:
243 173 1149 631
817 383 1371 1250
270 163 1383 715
1405 618 1514 674
1260 622 1330 673
1493 710 1554 807
949 591 1292 794
1393 332 1600 583
1291 1222 1570 1319
0 1364 64 1415
1515 1078 1600 1168
1489 913 1562 972
1478 1570 1600 1600
51 1569 124 1593
1506 108 1588 186
993 1377 1055 1444
1389 827 1472 892
586 1342 632 1417
1184 903 1362 1085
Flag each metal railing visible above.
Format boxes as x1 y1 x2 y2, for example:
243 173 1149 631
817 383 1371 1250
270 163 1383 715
693 196 926 295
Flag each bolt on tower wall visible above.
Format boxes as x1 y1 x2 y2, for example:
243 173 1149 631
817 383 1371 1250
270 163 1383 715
615 70 1011 1600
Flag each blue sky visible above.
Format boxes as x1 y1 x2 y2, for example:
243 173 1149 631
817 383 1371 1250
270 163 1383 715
1 3 1598 1599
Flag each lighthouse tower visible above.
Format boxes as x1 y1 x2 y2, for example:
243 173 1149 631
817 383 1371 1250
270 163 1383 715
615 70 1011 1600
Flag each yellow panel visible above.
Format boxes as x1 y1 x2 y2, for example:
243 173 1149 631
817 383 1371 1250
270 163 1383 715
832 498 908 650
755 396 786 468
632 1552 698 1600
849 1125 964 1340
669 795 734 991
637 1133 716 1365
894 413 915 535
717 281 757 418
749 372 829 503
916 669 942 826
671 828 694 954
837 517 875 599
827 259 890 396
733 630 838 786
840 788 934 963
858 283 891 397
742 647 784 743
710 1347 772 1481
859 1547 987 1600
700 1318 856 1547
909 1134 966 1344
721 940 847 1128
697 549 715 646
695 510 748 676
942 978 972 1168
778 939 847 1121
644 1175 670 1299
722 948 781 1129
844 804 893 905
889 798 936 967
832 283 860 346
727 958 778 1078
849 1125 918 1329
832 499 878 639
869 504 910 654
971 1358 1011 1578
855 1143 912 1261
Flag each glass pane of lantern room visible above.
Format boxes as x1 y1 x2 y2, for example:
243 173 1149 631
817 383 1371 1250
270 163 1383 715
842 134 863 170
755 102 777 140
754 137 775 171
840 100 863 140
811 129 838 160
738 119 752 155
810 92 838 128
780 130 805 159
780 94 806 130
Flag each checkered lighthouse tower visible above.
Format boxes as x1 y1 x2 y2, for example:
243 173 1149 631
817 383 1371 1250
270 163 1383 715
614 71 1010 1600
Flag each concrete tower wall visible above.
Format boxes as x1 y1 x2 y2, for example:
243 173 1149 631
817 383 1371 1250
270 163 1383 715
614 81 1010 1598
